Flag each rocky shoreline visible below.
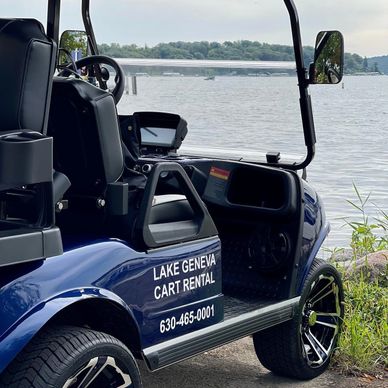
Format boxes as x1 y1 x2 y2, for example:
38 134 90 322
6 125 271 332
329 250 388 285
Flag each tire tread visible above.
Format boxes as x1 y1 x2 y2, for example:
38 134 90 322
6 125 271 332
0 325 141 388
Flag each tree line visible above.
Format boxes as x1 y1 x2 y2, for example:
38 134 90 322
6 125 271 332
98 40 368 74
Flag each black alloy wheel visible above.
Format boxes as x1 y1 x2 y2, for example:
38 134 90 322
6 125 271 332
253 258 344 380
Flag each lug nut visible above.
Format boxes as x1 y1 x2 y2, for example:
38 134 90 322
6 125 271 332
55 201 64 213
96 198 106 208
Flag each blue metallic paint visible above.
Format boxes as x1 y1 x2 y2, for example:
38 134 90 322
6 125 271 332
0 237 222 374
297 181 329 292
0 182 327 375
0 288 133 375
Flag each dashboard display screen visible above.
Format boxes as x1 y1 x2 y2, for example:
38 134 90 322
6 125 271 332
140 127 176 147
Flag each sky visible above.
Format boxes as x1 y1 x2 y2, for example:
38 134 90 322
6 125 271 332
2 0 388 57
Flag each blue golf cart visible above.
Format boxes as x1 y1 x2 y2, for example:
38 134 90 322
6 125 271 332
0 1 344 386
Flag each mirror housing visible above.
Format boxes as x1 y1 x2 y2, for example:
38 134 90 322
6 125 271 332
309 31 344 84
59 30 88 67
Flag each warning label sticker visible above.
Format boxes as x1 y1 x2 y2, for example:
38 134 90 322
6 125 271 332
203 164 232 204
209 166 230 180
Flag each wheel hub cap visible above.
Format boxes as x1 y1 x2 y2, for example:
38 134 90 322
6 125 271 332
307 310 317 326
63 355 132 388
300 274 342 368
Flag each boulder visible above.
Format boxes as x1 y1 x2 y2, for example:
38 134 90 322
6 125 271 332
329 248 355 263
343 250 388 285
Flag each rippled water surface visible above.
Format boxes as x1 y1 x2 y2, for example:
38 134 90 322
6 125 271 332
118 75 388 248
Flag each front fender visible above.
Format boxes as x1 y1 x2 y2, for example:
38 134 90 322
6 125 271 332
296 181 330 293
297 221 330 293
0 286 136 374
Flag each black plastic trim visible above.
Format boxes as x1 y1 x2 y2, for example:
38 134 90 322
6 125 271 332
135 162 217 249
143 296 299 371
0 131 52 189
225 165 297 216
106 182 129 216
0 227 63 267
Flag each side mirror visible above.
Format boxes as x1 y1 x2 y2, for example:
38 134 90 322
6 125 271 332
58 30 88 67
310 31 344 84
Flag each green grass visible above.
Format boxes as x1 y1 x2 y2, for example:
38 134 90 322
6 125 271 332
334 275 387 375
331 185 388 375
346 183 388 258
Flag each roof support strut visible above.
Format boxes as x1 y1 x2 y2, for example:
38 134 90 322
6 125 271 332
47 0 61 44
283 0 316 170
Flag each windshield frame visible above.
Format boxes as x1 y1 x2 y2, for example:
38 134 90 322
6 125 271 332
47 0 316 170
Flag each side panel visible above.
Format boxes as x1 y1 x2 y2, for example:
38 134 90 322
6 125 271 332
0 237 222 373
102 238 222 347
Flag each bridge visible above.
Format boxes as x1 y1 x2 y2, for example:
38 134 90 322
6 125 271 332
115 58 296 70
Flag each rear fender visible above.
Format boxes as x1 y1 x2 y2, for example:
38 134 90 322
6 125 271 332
0 287 138 374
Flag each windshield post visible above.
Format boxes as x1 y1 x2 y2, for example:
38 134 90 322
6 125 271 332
283 0 316 170
81 0 107 89
47 0 61 44
81 0 99 55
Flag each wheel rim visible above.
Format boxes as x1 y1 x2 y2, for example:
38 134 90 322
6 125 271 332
300 274 342 368
63 355 133 388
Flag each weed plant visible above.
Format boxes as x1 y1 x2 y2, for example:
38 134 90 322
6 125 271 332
335 273 387 375
332 185 387 375
346 183 388 258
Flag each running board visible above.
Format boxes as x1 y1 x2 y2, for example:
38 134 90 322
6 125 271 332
143 296 300 371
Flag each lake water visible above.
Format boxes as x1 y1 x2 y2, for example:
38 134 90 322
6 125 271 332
117 75 388 248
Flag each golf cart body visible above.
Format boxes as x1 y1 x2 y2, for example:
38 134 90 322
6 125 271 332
0 1 344 385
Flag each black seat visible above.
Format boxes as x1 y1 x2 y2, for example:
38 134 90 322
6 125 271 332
0 18 70 201
48 77 123 198
48 74 217 248
0 17 58 198
0 19 64 265
0 19 56 134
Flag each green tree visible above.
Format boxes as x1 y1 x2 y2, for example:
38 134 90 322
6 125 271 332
362 56 369 71
59 30 88 64
97 40 367 74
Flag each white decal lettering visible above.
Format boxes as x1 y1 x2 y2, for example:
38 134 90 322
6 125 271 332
153 262 180 280
153 253 217 300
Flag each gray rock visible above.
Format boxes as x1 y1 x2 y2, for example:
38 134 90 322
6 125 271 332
329 249 355 263
343 250 388 285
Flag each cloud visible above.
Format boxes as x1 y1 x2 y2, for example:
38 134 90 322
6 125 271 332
1 0 387 56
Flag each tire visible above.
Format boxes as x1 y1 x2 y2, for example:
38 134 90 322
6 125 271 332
253 258 344 380
0 325 142 388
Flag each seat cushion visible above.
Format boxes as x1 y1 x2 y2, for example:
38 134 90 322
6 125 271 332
149 195 194 224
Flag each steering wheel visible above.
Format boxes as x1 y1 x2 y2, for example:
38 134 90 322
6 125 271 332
61 55 125 104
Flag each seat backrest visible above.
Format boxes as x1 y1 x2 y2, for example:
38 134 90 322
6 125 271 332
0 19 56 134
0 19 62 249
48 77 124 196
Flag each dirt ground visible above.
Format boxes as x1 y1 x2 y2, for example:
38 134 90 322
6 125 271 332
139 337 386 388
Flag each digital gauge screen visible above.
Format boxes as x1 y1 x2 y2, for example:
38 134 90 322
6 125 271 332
140 127 176 147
